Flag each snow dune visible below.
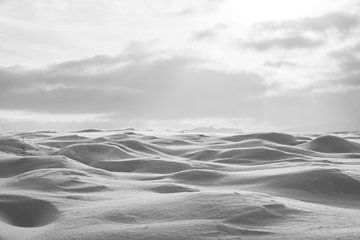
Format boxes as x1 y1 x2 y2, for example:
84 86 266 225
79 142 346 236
1 130 360 239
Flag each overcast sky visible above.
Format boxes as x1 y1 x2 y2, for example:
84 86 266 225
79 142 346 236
1 0 360 132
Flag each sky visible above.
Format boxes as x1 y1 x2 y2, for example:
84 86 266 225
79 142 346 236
0 0 360 132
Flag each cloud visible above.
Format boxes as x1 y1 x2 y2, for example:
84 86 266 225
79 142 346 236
242 10 359 53
191 24 226 41
324 43 360 89
192 29 218 41
48 41 157 75
256 11 360 36
2 45 360 131
263 87 360 131
243 35 324 51
330 44 360 74
0 47 267 122
264 60 297 68
173 0 225 16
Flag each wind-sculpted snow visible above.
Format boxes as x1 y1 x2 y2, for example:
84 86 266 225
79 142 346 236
1 130 360 239
300 135 360 153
